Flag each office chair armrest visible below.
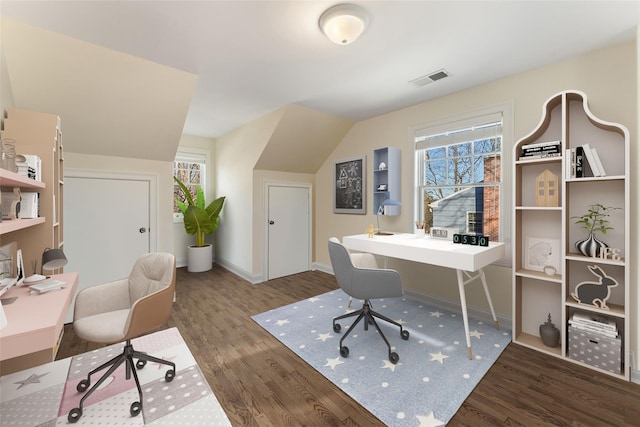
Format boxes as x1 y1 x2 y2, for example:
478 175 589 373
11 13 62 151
74 279 131 321
351 267 404 299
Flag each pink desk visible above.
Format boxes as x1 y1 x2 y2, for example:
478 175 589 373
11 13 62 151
0 272 78 375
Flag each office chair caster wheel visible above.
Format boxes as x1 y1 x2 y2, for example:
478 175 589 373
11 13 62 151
333 323 341 333
130 401 142 416
165 369 175 382
136 359 147 369
401 330 410 340
68 407 82 423
340 346 349 358
389 352 399 364
76 379 90 392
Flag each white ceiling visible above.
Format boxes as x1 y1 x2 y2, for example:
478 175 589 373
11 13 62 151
2 0 639 141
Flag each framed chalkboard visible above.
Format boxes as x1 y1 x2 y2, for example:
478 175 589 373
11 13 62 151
333 155 366 214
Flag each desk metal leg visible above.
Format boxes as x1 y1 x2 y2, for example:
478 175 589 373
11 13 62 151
479 268 499 331
455 269 473 360
456 268 499 360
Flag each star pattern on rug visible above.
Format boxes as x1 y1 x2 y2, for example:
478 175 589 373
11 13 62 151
324 357 344 369
430 311 444 318
316 333 333 342
275 319 290 326
429 351 449 364
308 297 321 303
13 372 49 390
469 329 484 339
416 411 445 426
381 359 402 372
150 354 177 370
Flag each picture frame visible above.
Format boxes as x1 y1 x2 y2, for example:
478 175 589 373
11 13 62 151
333 155 366 214
525 236 561 273
16 249 25 285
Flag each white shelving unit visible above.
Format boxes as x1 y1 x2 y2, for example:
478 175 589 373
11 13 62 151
512 90 629 380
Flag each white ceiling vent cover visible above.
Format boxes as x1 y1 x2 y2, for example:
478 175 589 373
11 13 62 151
409 69 450 87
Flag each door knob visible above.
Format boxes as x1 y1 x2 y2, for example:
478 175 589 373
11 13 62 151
269 220 275 225
139 227 147 233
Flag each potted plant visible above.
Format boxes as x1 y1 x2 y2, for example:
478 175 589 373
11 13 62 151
572 203 620 257
174 176 225 272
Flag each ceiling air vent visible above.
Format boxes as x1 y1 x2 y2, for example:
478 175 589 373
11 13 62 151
409 69 450 87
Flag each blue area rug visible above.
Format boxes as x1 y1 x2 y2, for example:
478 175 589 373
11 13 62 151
252 289 511 426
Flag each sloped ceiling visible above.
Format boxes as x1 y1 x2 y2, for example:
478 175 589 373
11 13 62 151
1 18 197 162
255 105 353 173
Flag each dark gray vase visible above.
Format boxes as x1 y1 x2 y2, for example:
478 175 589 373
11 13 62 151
540 313 560 347
575 233 607 257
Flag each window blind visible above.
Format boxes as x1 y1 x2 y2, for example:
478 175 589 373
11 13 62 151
415 112 503 151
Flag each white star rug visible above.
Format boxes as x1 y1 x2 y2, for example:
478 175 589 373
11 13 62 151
252 290 511 426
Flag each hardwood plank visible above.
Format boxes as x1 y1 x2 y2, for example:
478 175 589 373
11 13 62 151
57 267 640 426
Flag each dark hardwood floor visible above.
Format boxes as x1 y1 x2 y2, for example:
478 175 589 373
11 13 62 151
57 267 640 426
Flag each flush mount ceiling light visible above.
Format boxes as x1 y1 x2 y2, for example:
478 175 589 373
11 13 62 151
319 3 369 45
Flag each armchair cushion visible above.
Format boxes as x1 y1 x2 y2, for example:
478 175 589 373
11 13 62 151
73 309 130 344
73 279 130 321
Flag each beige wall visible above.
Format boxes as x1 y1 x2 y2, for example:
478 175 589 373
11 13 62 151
314 41 637 363
214 108 284 280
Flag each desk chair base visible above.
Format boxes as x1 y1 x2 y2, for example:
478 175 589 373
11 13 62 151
333 299 409 364
68 339 176 423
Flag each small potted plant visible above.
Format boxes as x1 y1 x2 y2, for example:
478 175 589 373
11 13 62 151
572 203 620 257
174 176 225 272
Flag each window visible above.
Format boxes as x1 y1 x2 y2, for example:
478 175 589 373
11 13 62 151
173 149 208 221
415 112 503 242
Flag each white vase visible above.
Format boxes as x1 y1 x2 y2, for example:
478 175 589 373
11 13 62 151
187 244 213 273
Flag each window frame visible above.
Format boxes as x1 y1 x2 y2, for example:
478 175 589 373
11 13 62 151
173 148 210 222
412 103 513 267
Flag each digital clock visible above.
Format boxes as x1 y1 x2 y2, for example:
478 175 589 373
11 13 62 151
430 227 458 240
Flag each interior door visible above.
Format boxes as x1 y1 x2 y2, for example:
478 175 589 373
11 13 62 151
64 176 151 321
267 185 310 280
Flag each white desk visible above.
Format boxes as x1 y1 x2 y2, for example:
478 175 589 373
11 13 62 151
342 233 505 359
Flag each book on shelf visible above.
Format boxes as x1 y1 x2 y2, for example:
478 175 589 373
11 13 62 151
586 144 606 176
569 312 618 338
517 152 562 161
521 140 561 150
521 145 561 157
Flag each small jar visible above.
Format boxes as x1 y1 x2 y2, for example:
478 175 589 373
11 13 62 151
1 138 17 172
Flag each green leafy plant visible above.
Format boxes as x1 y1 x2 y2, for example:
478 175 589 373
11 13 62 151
572 203 620 236
174 176 225 247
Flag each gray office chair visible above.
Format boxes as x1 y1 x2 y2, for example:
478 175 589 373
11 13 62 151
328 238 409 364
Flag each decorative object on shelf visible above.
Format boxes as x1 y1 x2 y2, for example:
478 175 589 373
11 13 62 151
319 3 369 45
377 184 387 191
524 236 560 273
333 155 365 214
0 138 17 172
535 169 559 207
378 162 386 170
572 203 620 257
174 176 226 272
571 265 618 310
1 188 21 220
539 313 560 347
543 265 557 276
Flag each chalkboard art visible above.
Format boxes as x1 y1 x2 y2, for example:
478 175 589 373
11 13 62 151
334 155 366 214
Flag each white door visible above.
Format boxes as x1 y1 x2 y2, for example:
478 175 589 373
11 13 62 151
267 185 311 280
64 175 151 321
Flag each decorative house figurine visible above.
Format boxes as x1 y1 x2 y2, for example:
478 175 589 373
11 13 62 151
539 313 560 347
535 169 559 207
571 265 618 310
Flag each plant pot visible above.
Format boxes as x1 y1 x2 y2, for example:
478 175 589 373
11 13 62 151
187 244 213 273
575 233 607 257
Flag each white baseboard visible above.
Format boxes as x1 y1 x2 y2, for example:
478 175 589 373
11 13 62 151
215 258 263 284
